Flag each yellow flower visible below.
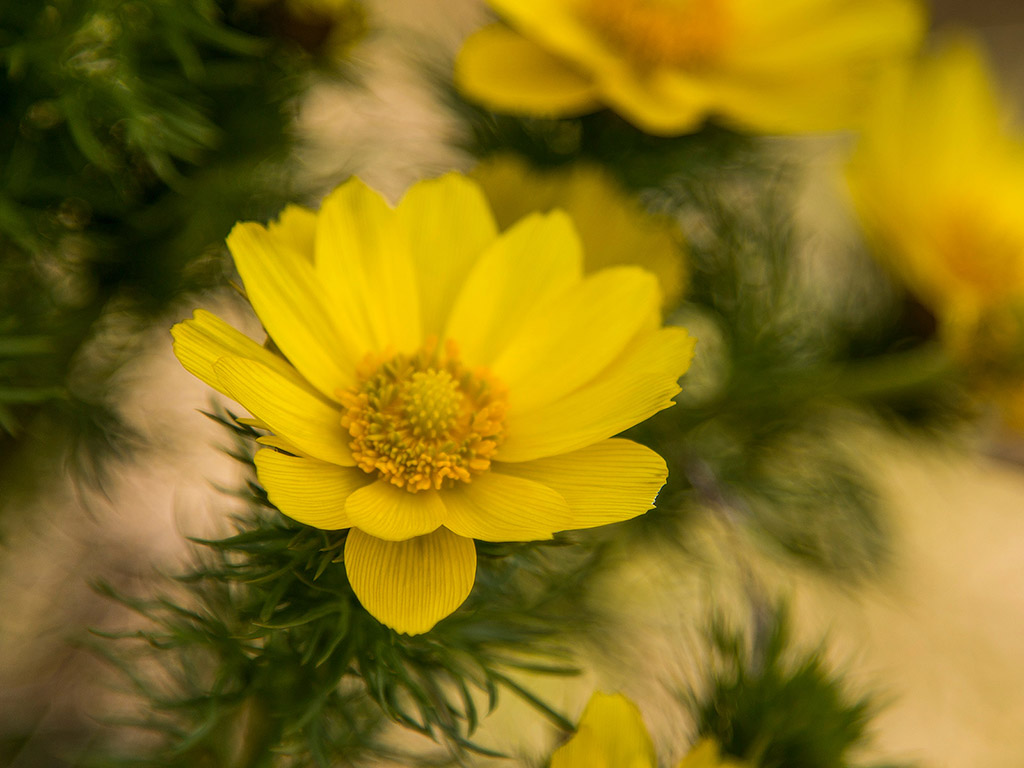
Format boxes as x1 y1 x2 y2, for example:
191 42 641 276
172 174 694 635
471 154 686 307
847 37 1024 354
551 691 745 768
455 0 924 136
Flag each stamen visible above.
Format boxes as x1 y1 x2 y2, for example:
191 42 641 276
339 339 507 493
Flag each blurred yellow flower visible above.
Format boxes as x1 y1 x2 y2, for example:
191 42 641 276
847 38 1024 354
551 691 744 768
471 154 686 307
551 692 657 768
172 174 694 634
455 0 924 136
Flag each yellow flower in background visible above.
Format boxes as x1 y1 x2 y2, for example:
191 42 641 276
551 692 657 768
551 691 745 768
471 154 686 307
455 0 924 136
172 174 694 635
847 38 1024 354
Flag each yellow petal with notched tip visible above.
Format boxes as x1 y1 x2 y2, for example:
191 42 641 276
228 221 359 398
494 266 660 414
255 449 369 529
445 210 582 368
344 527 476 635
395 173 499 338
213 356 353 467
499 326 695 462
170 309 321 400
497 439 667 529
267 204 317 260
441 472 573 541
344 480 446 541
315 178 422 355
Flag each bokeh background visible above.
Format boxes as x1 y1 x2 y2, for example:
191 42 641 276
3 1 1024 766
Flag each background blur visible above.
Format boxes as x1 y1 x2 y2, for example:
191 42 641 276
2 1 1024 766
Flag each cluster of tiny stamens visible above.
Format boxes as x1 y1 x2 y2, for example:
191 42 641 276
583 0 731 69
339 339 507 493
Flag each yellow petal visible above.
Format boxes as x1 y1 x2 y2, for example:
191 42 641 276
170 309 320 400
550 729 608 768
344 527 476 635
441 472 573 541
471 156 687 306
701 0 922 133
498 327 695 462
256 434 312 457
213 356 354 466
486 0 621 75
494 267 661 414
551 692 657 768
455 24 601 117
315 178 421 355
254 449 368 529
227 221 358 398
445 210 582 367
267 204 317 259
599 68 709 136
344 480 445 541
395 174 499 338
497 439 666 529
727 0 924 75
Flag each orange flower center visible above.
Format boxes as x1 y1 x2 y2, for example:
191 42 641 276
339 340 507 493
583 0 731 69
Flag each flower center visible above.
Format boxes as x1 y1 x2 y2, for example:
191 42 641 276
339 340 507 493
583 0 731 69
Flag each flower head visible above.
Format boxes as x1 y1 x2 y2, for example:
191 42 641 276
847 37 1024 354
172 174 694 634
455 0 924 136
551 691 745 768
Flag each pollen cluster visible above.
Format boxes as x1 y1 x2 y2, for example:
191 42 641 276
339 340 507 493
583 0 731 69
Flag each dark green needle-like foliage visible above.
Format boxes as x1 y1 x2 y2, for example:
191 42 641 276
87 411 590 767
689 606 908 768
0 0 304 498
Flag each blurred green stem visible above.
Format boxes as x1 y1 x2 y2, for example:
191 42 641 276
683 343 955 426
830 342 955 402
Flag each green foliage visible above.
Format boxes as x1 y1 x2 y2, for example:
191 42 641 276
455 97 756 193
688 606 904 768
627 159 966 580
88 412 589 766
0 0 302 485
